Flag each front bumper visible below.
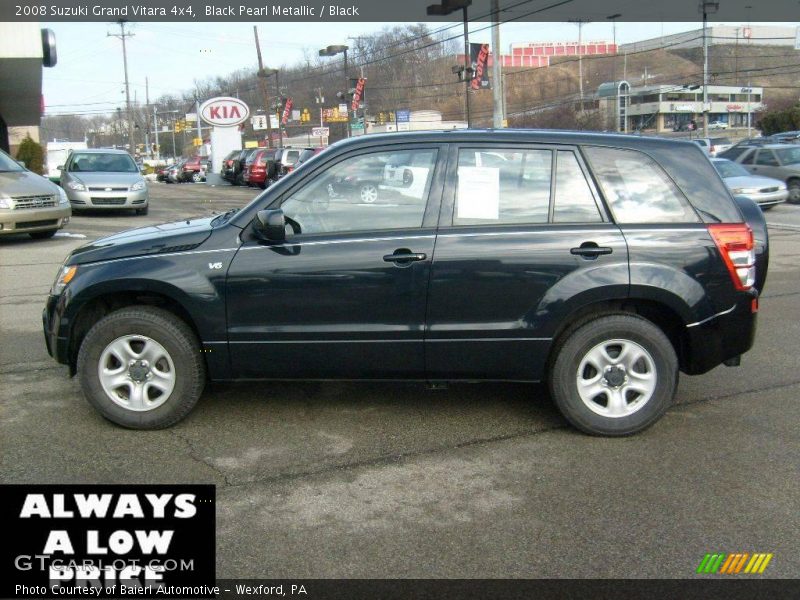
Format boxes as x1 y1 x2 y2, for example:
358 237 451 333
67 188 148 209
42 293 70 366
741 189 789 208
0 206 71 234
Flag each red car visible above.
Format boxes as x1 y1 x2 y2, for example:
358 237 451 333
180 156 209 183
245 149 276 189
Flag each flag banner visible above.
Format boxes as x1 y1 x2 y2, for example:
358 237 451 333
470 43 491 90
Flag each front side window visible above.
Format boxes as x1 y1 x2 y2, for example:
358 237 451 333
740 150 756 165
454 148 552 225
0 149 24 172
68 153 137 173
755 150 779 167
583 146 699 224
279 148 437 235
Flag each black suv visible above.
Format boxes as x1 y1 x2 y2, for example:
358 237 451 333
43 131 768 435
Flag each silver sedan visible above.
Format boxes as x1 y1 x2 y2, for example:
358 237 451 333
712 158 787 210
60 149 149 215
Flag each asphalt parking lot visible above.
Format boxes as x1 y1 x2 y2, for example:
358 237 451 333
1 181 799 578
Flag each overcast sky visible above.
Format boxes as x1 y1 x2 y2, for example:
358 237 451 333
41 20 797 120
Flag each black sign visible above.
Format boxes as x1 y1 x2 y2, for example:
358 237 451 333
1 485 215 598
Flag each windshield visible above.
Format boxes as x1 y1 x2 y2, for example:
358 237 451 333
713 160 750 178
0 149 24 172
69 152 138 173
775 147 800 165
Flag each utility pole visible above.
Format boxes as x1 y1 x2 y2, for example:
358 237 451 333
462 5 471 127
253 26 274 148
195 97 202 154
700 2 719 138
607 14 622 132
108 21 135 154
153 106 160 160
569 19 590 111
144 77 150 158
491 0 504 128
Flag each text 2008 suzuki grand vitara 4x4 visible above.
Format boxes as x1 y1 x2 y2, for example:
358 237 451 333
43 131 768 435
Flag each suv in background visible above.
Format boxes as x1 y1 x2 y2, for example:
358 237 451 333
221 150 240 183
729 143 800 203
43 131 767 436
232 148 259 186
180 156 208 183
0 148 71 239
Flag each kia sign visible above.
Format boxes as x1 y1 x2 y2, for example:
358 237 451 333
199 96 250 127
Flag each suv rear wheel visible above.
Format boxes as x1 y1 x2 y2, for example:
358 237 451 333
76 306 206 429
549 314 678 436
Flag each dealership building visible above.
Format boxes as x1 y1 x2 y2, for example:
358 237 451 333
0 23 56 155
600 83 765 133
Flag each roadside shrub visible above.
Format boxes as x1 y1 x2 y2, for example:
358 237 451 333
758 103 800 136
15 135 45 174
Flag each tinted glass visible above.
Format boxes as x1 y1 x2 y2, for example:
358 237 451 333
755 150 779 166
583 147 699 224
775 147 800 165
454 149 552 225
713 160 750 178
68 153 138 173
280 149 437 235
719 147 748 160
283 150 301 165
553 151 602 223
740 149 756 164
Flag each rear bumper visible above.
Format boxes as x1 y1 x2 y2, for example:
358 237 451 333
683 295 758 375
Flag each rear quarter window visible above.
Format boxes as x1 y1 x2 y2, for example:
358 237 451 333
582 146 699 224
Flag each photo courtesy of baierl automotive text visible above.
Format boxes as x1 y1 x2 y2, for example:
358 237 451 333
1 0 799 598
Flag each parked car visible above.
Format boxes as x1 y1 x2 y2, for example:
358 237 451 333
730 143 800 203
708 120 729 130
245 149 279 190
0 148 71 239
180 156 208 183
242 150 261 186
693 137 733 157
60 149 149 215
166 160 185 184
221 150 240 182
294 147 326 171
155 165 171 183
711 158 787 210
232 149 259 186
43 131 767 436
768 130 800 143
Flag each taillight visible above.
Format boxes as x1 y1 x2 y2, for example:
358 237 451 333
708 224 755 291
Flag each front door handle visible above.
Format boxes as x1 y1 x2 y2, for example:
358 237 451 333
383 249 427 265
570 242 613 259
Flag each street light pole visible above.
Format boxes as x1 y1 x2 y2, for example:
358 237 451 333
427 1 473 127
319 44 351 138
700 2 719 138
607 13 622 132
491 0 504 128
108 20 135 154
253 26 274 149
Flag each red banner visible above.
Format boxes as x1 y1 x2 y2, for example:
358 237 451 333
470 43 491 90
351 78 366 112
281 98 293 125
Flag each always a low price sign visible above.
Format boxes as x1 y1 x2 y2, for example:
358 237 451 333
1 485 215 598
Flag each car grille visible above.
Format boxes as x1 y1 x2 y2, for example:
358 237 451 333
91 197 127 206
16 219 58 229
12 195 56 210
759 187 779 193
88 187 128 192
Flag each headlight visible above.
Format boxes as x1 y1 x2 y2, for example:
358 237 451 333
131 180 147 191
51 265 78 295
66 180 85 191
56 187 69 205
0 197 10 209
731 188 758 195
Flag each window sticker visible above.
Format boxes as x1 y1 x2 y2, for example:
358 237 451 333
457 167 500 220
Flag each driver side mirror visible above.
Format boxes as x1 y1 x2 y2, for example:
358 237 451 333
57 165 64 170
254 209 286 242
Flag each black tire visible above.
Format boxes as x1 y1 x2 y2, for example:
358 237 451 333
549 314 678 436
77 306 206 429
136 206 149 215
29 229 57 239
787 180 800 204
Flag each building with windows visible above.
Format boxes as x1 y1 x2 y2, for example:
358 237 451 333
621 84 764 132
0 23 56 154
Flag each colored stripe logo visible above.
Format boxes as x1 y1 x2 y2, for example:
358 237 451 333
697 553 773 574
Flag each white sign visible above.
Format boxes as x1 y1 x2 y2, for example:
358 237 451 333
199 96 250 127
457 167 499 220
312 127 330 137
673 104 696 112
251 115 268 131
291 109 301 122
338 103 348 115
185 112 197 122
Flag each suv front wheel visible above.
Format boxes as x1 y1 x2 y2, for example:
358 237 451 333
76 306 206 429
549 314 678 436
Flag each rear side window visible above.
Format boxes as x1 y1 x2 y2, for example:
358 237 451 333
719 147 748 160
755 150 779 166
553 151 602 223
740 150 756 165
583 147 700 224
454 149 552 225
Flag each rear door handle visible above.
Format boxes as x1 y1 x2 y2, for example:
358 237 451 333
383 250 427 264
570 242 613 259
